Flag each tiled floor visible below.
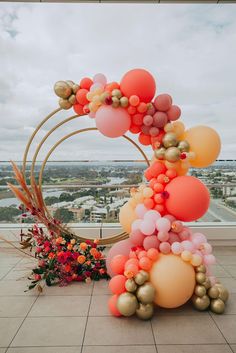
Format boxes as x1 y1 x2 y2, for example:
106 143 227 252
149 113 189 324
0 246 236 353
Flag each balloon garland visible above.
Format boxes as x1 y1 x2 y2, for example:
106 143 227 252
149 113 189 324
10 68 228 314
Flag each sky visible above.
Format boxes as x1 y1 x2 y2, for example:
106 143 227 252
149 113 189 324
0 2 236 163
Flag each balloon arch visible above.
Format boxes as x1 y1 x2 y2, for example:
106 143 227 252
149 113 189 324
10 68 229 319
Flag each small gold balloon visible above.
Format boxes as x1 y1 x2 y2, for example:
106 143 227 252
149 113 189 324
196 265 206 273
194 285 206 297
100 92 110 104
155 147 166 160
120 96 129 108
136 282 155 304
66 80 75 88
139 270 149 282
162 132 178 148
203 278 211 290
210 298 225 314
112 89 122 99
192 294 210 311
59 98 72 110
125 279 137 293
112 96 120 108
68 94 76 104
54 81 72 99
134 273 146 286
72 84 79 94
215 284 229 303
117 292 138 317
136 303 154 320
165 147 181 162
196 272 206 284
208 286 220 299
178 140 190 152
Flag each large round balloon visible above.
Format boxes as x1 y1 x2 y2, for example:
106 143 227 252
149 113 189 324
119 202 137 233
150 254 195 308
106 238 134 277
164 176 210 221
95 106 131 138
184 126 221 168
120 69 156 103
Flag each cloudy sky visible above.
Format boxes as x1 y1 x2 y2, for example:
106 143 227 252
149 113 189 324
0 3 236 163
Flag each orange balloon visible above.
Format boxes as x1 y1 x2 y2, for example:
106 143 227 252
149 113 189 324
184 125 221 168
80 77 93 90
150 254 195 308
119 202 137 234
165 176 210 221
120 69 156 103
109 275 126 295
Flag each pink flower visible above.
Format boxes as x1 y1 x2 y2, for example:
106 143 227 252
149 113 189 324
36 247 42 253
34 274 41 281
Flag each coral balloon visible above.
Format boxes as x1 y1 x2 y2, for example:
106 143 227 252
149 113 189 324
95 106 131 138
165 176 210 221
120 69 156 103
110 255 128 275
150 254 195 308
130 229 145 246
106 239 134 277
154 94 172 112
109 275 126 295
119 202 137 234
108 295 121 317
143 236 160 250
184 126 221 168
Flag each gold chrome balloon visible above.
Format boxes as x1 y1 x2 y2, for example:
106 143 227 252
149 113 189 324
125 279 137 293
136 282 155 304
120 96 129 108
196 265 206 273
215 284 229 303
163 132 178 148
208 286 220 299
72 84 79 94
136 303 154 320
203 278 211 290
194 285 206 297
139 270 149 282
134 273 146 286
112 89 122 99
112 97 120 108
66 80 75 88
59 98 72 110
154 147 166 160
165 147 180 162
196 272 206 284
117 292 138 317
68 94 76 105
178 140 190 152
192 294 210 311
54 81 72 99
210 298 225 314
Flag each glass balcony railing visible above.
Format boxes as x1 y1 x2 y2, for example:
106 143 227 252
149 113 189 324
0 160 236 225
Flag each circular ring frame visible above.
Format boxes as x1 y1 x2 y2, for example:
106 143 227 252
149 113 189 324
23 109 150 245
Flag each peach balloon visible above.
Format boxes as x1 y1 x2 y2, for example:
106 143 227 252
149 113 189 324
150 254 195 308
184 126 221 168
119 202 137 234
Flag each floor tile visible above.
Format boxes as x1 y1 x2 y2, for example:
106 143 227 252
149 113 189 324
7 347 80 353
223 265 236 278
0 318 24 347
211 265 231 278
213 315 236 344
218 278 236 293
84 316 154 345
0 296 35 317
0 267 12 280
0 350 5 353
93 280 110 295
42 282 93 296
0 281 38 296
231 345 236 352
155 302 210 316
213 247 236 255
216 256 236 265
156 344 232 353
82 346 156 353
11 317 87 347
89 295 110 316
151 315 225 344
29 295 90 317
218 294 236 315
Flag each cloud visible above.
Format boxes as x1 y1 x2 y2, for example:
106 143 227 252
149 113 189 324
0 3 235 162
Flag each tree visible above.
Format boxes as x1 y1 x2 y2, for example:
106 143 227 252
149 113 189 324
54 208 74 223
59 193 74 202
0 206 21 222
44 196 59 205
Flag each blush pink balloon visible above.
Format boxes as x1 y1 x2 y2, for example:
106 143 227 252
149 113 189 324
149 127 159 137
93 73 107 86
143 115 153 126
179 228 191 241
131 219 142 232
140 220 156 236
156 218 171 233
130 229 145 246
143 235 160 250
201 243 212 255
96 106 131 138
167 105 181 121
163 214 176 223
209 276 217 286
146 103 156 116
135 204 148 219
190 233 207 248
168 231 180 244
88 112 96 119
181 240 195 252
204 254 216 265
154 94 172 112
157 231 169 242
153 112 168 128
106 239 133 277
159 242 171 254
171 242 183 255
144 210 161 223
90 82 104 91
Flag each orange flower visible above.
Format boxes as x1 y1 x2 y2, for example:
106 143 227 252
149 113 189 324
90 248 97 256
94 251 101 260
70 239 76 245
77 255 86 264
67 244 73 251
85 261 91 266
48 252 55 259
94 239 99 244
56 237 63 244
65 264 71 273
80 242 88 251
